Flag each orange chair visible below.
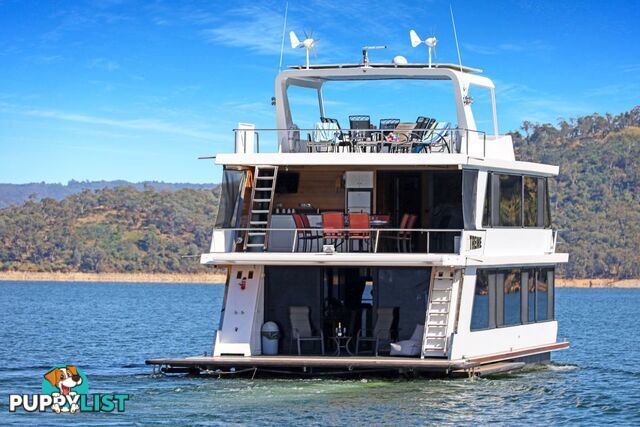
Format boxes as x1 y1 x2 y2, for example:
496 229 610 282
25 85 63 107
321 212 346 249
348 213 371 252
293 213 321 252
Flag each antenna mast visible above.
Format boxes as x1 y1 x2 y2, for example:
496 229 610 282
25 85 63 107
449 4 463 72
278 1 289 72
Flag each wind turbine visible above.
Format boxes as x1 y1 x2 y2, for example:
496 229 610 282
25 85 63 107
410 30 437 68
290 31 318 69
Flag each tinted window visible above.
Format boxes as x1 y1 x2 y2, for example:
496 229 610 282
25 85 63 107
527 270 536 322
471 270 490 330
482 174 491 227
536 269 549 321
523 177 538 227
498 175 522 226
503 270 521 326
543 178 552 228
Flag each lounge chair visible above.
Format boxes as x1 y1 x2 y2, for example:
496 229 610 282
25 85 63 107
417 122 452 153
390 324 424 356
355 307 397 355
289 306 325 355
321 117 351 150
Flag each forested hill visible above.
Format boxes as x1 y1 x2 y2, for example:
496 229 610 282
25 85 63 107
0 187 219 273
0 107 638 277
512 106 640 279
0 180 217 209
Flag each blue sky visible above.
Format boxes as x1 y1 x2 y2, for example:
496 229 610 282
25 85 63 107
0 0 638 184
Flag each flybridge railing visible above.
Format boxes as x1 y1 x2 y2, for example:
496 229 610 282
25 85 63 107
214 227 462 254
233 127 487 156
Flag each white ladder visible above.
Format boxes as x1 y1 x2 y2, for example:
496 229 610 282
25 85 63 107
244 166 278 251
422 268 457 357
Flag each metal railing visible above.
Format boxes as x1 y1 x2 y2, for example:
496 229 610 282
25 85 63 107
233 127 488 156
218 227 463 254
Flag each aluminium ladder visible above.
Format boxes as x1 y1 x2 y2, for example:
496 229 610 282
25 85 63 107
244 166 278 251
422 268 457 357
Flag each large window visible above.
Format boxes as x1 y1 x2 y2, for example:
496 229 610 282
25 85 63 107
523 177 538 227
498 175 522 226
483 173 552 228
471 267 554 331
471 270 490 330
503 270 521 326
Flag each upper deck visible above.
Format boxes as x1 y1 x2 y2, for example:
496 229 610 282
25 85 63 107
215 63 556 175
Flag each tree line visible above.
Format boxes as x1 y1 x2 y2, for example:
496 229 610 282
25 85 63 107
0 106 638 277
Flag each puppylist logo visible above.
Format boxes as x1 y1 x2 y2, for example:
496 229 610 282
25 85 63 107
9 365 129 414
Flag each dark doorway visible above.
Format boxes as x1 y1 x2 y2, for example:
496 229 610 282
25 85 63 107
264 266 431 355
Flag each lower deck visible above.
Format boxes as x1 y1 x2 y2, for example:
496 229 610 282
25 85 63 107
146 342 569 377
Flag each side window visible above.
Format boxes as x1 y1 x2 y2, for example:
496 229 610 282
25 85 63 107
543 178 552 228
498 175 522 226
482 173 491 227
471 267 554 331
471 270 490 331
523 177 538 227
503 269 522 326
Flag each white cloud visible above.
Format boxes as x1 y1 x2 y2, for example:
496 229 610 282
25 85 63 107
464 40 552 56
21 108 223 141
88 57 120 71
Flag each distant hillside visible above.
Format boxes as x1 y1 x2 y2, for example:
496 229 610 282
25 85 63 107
0 107 638 278
0 180 218 208
513 106 640 279
0 186 219 273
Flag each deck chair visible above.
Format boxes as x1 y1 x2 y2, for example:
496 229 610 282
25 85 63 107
390 122 417 152
421 122 452 153
355 307 397 356
349 115 371 142
321 117 350 150
289 306 325 355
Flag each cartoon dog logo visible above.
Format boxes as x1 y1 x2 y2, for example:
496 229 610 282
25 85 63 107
43 365 83 413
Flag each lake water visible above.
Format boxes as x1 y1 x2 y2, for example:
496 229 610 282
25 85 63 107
0 281 638 425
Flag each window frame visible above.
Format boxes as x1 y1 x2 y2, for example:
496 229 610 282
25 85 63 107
470 266 555 332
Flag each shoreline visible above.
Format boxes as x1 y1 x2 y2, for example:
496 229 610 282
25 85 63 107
0 271 226 284
0 271 638 288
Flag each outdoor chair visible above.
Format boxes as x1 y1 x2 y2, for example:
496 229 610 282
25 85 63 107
390 324 424 357
293 213 321 252
322 212 346 249
289 306 325 356
420 122 452 153
349 115 372 142
380 213 417 252
321 117 351 151
347 212 371 252
356 307 398 356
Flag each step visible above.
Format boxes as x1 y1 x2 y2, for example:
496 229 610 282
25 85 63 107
255 176 274 180
428 311 449 315
251 210 270 214
253 199 272 203
254 188 275 191
248 232 266 236
249 221 268 225
245 243 266 248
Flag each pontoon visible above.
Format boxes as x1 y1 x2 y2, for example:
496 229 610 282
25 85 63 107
147 55 569 378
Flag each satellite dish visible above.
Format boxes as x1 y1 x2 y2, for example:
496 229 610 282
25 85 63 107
392 55 408 65
289 31 317 69
409 30 437 68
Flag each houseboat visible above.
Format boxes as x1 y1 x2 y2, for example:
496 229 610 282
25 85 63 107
147 39 569 378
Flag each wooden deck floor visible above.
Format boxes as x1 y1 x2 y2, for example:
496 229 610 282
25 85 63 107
145 342 569 372
146 354 469 372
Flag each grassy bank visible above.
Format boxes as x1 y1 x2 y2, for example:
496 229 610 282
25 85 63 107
0 271 638 288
